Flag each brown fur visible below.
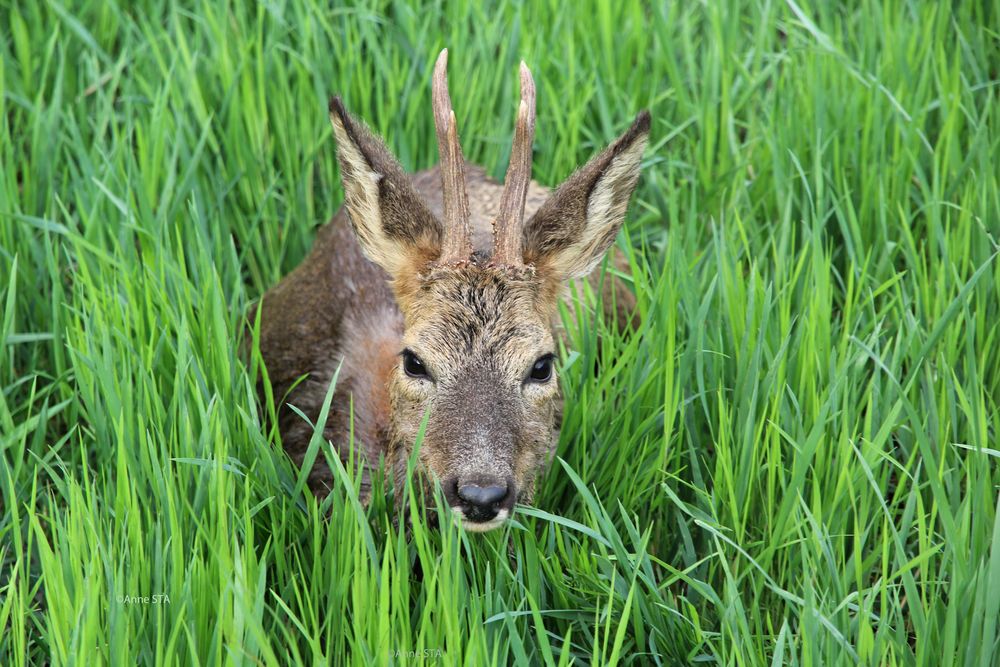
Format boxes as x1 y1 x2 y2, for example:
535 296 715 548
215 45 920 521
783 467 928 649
251 83 649 531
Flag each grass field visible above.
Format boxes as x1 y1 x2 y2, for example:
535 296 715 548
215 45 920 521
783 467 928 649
2 0 999 664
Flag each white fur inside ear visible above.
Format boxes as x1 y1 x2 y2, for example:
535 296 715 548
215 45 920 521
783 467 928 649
330 116 407 275
557 137 647 279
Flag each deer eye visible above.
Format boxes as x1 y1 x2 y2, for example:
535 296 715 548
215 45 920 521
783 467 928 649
527 354 554 383
402 349 430 379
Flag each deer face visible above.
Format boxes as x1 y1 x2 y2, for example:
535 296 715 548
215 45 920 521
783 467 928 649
388 267 559 530
329 49 650 531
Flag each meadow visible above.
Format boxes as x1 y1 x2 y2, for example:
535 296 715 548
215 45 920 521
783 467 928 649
1 0 999 664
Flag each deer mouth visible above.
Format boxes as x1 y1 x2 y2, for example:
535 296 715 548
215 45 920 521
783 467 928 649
451 507 512 532
442 475 517 532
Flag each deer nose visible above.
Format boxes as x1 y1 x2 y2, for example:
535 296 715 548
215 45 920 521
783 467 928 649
457 482 509 507
446 476 513 524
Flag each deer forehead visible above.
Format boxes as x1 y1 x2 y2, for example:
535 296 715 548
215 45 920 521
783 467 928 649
401 268 554 364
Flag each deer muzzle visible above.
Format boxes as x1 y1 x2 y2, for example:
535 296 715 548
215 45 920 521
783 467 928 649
443 473 516 531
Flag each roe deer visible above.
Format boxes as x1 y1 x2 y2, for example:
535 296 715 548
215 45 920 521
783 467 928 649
253 50 650 531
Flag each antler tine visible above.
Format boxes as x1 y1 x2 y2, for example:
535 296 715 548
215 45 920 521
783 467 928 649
491 61 536 268
432 48 472 264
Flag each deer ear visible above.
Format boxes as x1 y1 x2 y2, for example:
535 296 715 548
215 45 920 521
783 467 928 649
522 111 650 280
329 97 442 276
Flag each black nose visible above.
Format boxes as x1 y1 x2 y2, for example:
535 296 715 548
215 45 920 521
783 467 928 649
446 477 513 523
457 482 508 507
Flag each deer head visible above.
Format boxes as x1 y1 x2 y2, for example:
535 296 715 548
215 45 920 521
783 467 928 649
328 49 650 531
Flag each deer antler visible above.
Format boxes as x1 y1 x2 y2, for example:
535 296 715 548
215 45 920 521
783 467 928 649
491 61 536 268
432 49 472 264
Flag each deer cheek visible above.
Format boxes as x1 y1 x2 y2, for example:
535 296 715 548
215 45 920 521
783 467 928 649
522 377 559 405
392 366 434 399
513 425 552 486
388 375 431 436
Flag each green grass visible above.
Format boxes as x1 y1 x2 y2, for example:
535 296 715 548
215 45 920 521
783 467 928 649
1 0 999 664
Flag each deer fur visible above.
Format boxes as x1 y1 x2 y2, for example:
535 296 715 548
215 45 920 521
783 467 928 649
252 50 650 531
